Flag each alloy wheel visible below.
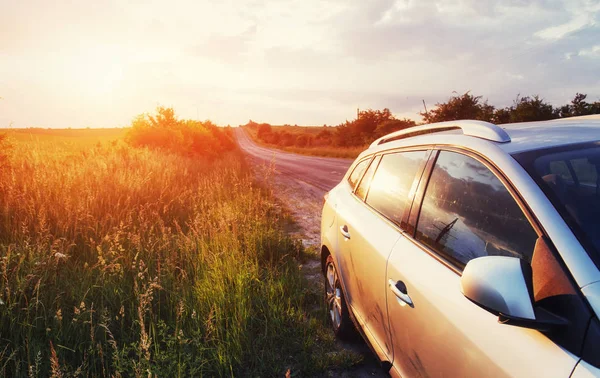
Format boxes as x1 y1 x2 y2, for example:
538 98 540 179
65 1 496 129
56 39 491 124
326 262 343 330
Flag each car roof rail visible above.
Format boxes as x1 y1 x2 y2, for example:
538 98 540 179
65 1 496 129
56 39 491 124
370 120 511 148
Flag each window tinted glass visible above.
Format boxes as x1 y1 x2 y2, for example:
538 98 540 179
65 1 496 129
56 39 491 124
356 156 380 200
549 161 574 183
416 151 537 267
348 158 371 190
570 157 597 185
528 146 600 259
365 151 427 226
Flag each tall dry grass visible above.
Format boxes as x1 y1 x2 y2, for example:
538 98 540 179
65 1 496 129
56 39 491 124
0 129 347 377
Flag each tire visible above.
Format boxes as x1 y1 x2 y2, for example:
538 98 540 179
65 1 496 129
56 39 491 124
324 254 354 338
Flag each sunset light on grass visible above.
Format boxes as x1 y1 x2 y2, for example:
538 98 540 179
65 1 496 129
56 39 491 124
0 0 599 377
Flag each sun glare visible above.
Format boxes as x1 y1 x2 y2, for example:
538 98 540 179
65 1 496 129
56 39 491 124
68 45 125 97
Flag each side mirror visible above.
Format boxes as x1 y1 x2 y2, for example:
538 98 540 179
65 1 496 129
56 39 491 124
461 256 567 331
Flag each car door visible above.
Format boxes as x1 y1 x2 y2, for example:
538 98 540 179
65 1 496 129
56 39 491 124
334 156 372 308
339 150 429 359
335 154 399 358
386 150 587 378
336 149 430 359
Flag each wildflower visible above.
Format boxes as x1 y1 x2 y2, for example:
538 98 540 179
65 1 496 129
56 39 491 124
55 309 63 322
54 252 67 260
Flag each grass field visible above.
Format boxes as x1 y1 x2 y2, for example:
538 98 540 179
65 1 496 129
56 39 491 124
244 126 364 159
0 127 358 377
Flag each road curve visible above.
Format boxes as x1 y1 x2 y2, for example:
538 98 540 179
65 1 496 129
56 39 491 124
235 127 354 192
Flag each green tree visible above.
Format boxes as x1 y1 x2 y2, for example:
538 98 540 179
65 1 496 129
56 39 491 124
353 108 394 135
421 92 495 123
492 108 511 124
556 93 600 118
508 95 556 123
374 118 416 137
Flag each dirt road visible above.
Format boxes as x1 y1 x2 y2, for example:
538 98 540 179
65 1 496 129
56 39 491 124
235 127 351 192
235 127 353 246
235 128 387 378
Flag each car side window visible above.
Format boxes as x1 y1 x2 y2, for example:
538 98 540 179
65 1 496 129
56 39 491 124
365 151 428 227
570 157 597 186
549 161 574 183
355 156 381 200
415 151 538 268
347 158 371 190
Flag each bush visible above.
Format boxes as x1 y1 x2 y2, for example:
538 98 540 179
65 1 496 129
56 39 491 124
126 107 234 159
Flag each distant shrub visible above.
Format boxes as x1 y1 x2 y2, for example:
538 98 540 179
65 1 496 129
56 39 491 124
295 134 312 147
279 131 295 147
126 107 234 158
256 123 272 139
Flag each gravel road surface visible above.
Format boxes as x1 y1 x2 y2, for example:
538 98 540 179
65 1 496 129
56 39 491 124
235 127 352 193
235 127 353 245
235 127 387 378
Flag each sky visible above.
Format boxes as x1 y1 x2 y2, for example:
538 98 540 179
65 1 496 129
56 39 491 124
0 0 599 128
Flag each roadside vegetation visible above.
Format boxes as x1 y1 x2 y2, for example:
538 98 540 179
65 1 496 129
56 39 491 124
245 92 600 158
0 108 358 377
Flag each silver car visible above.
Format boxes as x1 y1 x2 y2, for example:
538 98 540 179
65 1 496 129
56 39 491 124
321 116 600 377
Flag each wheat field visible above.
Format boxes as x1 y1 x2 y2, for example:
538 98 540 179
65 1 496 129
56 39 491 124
0 124 355 377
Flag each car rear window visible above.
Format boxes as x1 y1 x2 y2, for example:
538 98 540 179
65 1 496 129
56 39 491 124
355 155 381 200
365 151 427 227
347 158 371 190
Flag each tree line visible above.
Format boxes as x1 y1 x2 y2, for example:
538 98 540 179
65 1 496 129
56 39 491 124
247 92 600 149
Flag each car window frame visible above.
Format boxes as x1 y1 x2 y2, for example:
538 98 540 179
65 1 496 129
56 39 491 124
346 156 373 191
354 155 382 201
350 146 433 233
408 147 544 275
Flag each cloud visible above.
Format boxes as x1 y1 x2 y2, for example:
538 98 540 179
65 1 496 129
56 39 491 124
0 0 599 128
187 25 257 63
579 45 600 57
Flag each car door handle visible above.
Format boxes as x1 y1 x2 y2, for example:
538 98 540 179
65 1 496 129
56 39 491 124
388 279 414 308
339 225 351 239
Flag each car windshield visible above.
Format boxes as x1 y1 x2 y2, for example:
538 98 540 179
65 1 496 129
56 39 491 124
515 142 600 262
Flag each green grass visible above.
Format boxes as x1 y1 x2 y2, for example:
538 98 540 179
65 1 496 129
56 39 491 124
0 130 358 377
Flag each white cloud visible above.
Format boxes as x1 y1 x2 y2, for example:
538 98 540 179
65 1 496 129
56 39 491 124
0 0 599 128
535 14 594 40
579 45 600 57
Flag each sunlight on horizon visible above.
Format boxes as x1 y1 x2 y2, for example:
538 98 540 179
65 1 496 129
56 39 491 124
69 45 125 97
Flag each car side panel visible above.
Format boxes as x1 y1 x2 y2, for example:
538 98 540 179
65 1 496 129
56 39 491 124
386 236 579 378
571 360 600 378
334 184 400 359
321 185 341 259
